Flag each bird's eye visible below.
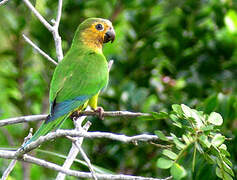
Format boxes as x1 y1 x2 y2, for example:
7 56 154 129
95 24 104 31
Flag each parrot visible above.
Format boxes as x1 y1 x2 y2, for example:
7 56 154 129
22 18 115 148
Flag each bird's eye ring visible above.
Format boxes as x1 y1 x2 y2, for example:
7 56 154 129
95 24 104 31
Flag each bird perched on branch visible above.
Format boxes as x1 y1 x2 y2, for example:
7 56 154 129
23 18 115 148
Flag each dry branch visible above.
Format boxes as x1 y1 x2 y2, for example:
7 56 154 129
0 114 47 127
1 128 33 180
0 110 150 127
22 34 58 65
22 0 63 61
0 150 170 180
0 0 10 6
16 130 169 156
56 114 92 180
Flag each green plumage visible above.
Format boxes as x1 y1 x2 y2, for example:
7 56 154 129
23 18 112 148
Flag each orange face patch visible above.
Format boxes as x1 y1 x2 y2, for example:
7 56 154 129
81 20 114 52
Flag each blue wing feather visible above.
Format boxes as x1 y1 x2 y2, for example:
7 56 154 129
47 95 91 123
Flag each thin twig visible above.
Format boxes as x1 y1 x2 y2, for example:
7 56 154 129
0 114 47 127
56 114 91 180
1 128 33 180
76 143 97 180
0 111 150 127
22 0 53 32
16 130 171 156
1 160 17 180
108 59 114 71
79 110 150 117
22 0 63 62
0 0 10 6
51 0 64 61
0 150 170 180
55 0 63 28
22 34 58 65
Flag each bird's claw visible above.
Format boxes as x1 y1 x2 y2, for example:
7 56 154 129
93 106 104 120
70 111 80 120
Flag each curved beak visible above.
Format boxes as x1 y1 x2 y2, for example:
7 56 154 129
103 28 115 43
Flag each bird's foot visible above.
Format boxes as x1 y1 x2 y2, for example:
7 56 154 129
70 110 80 120
93 106 104 120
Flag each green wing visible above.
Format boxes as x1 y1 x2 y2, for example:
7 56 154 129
22 48 108 148
49 47 109 120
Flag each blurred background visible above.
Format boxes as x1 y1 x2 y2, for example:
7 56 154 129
0 0 237 179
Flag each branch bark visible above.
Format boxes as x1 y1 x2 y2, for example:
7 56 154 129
1 128 33 180
16 130 171 156
22 34 58 65
22 0 63 62
0 110 150 127
0 0 10 6
0 150 171 180
56 115 92 180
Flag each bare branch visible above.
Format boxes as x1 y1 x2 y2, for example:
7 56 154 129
17 130 170 156
56 114 91 180
22 0 53 32
108 59 114 71
55 0 63 29
1 128 33 180
22 0 64 61
0 114 47 127
76 143 97 180
0 111 150 127
80 110 150 117
22 34 58 65
1 160 17 180
0 0 10 6
0 150 170 180
51 0 64 61
52 29 63 61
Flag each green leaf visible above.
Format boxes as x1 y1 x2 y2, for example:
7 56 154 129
182 134 190 144
170 163 186 180
169 114 182 128
181 104 192 118
201 125 214 131
203 154 215 164
211 134 225 147
151 111 169 119
199 135 211 148
181 104 203 128
173 137 186 150
223 156 232 167
220 145 231 157
216 166 223 179
223 172 233 180
208 112 223 126
219 144 227 150
195 142 204 154
154 130 169 141
172 104 183 116
162 149 178 160
222 161 234 177
156 158 174 169
215 163 233 180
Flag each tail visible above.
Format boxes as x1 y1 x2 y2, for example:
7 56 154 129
22 114 68 148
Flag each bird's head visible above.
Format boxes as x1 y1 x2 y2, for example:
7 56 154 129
73 18 115 52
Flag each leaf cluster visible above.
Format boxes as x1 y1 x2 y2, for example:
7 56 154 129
154 104 233 180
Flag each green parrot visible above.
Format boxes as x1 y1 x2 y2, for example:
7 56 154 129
23 18 115 148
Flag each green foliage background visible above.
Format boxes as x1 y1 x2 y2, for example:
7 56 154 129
0 0 237 179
